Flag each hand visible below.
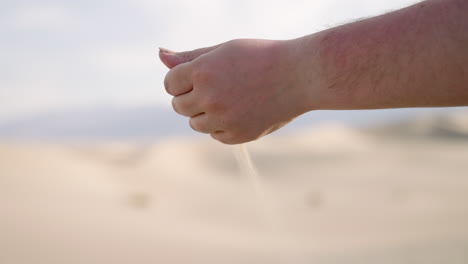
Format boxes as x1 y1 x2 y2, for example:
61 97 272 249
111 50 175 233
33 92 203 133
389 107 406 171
159 39 313 144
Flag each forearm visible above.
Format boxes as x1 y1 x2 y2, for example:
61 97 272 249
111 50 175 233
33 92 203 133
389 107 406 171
296 0 468 110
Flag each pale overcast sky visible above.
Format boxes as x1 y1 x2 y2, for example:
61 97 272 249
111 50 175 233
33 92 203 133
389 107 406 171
0 0 421 120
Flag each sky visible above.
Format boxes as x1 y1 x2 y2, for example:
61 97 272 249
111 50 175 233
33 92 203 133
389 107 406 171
0 0 422 120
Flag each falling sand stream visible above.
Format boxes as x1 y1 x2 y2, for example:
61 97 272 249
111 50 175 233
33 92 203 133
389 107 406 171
233 144 277 229
234 144 304 263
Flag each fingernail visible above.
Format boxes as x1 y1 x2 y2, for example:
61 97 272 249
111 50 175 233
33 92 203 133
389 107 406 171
159 47 173 54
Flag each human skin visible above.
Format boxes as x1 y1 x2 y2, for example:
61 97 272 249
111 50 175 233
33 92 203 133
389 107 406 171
159 0 468 144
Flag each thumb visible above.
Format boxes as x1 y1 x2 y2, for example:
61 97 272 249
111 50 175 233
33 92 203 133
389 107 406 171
158 44 222 69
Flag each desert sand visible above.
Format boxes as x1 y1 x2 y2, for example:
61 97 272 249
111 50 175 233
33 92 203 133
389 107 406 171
1 116 468 264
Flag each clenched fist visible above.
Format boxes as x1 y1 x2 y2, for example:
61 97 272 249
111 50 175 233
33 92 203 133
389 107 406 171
159 39 316 144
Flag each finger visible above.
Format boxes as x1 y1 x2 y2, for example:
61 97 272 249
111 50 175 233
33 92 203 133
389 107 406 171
210 131 237 145
159 44 223 69
189 113 219 134
164 62 193 96
172 92 203 117
175 44 223 63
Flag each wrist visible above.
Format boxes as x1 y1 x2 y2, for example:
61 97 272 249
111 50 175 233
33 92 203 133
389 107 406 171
288 33 341 112
292 27 373 111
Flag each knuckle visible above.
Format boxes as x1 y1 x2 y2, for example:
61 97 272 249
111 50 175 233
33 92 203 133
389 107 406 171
211 132 238 145
171 97 180 114
210 132 223 142
189 118 203 133
202 95 223 113
191 65 212 84
164 73 172 95
189 118 198 132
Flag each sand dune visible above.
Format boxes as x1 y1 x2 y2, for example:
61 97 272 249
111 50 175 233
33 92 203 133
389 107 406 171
369 111 468 139
1 115 468 263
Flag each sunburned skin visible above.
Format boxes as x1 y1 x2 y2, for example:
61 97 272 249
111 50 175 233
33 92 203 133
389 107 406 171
303 0 468 111
314 8 420 109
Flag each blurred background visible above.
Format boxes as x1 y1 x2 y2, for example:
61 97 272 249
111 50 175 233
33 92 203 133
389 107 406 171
1 0 468 263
